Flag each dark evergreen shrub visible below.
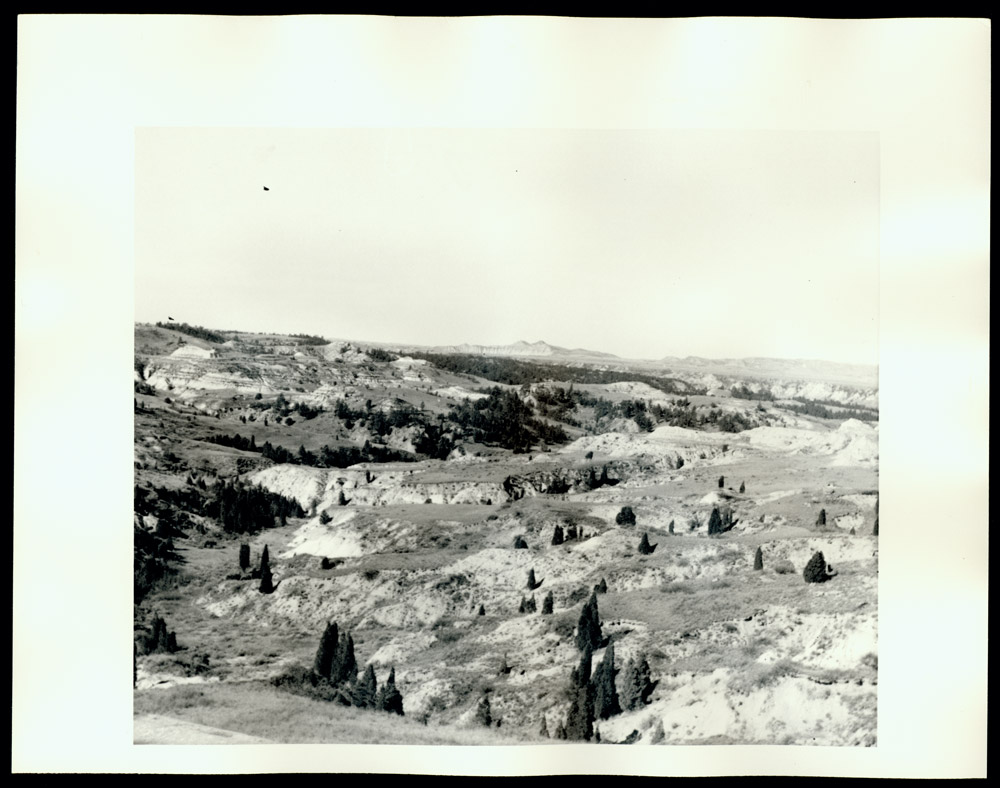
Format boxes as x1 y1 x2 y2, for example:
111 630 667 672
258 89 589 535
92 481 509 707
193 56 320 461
753 546 763 571
541 591 554 614
615 506 637 526
239 543 250 571
803 551 832 583
638 533 656 555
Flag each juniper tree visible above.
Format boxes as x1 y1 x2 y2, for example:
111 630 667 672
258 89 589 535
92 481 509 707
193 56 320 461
620 654 655 711
478 604 486 616
376 666 404 716
592 640 621 720
615 506 636 526
753 546 764 571
575 592 603 652
527 568 540 590
566 524 578 541
816 508 827 526
565 683 595 741
239 543 251 571
331 632 358 685
258 545 273 594
525 595 537 614
353 663 378 709
552 524 565 545
313 621 339 681
595 577 608 594
708 507 723 536
542 591 554 614
539 715 550 738
475 693 493 727
638 532 656 555
739 481 746 493
718 475 725 489
513 535 528 549
803 551 832 584
518 597 527 614
668 520 675 535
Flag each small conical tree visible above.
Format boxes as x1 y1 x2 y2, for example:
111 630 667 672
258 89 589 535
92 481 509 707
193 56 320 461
803 551 831 584
592 640 621 720
377 666 404 716
478 604 486 616
575 593 602 652
668 520 675 535
258 545 273 593
816 508 827 526
239 543 251 571
527 568 539 590
708 507 723 536
353 663 378 709
552 524 564 545
498 653 511 676
615 506 636 526
638 532 656 555
621 654 655 711
565 684 595 741
718 475 725 489
595 577 608 594
313 621 339 680
475 693 493 727
513 535 528 549
539 715 550 738
331 632 358 685
525 595 537 613
518 597 527 614
753 546 763 571
542 591 554 614
739 481 745 494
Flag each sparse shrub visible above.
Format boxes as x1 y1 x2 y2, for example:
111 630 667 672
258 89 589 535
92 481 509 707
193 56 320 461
542 591 554 614
676 456 684 469
773 559 795 575
539 715 550 738
753 546 763 571
566 524 578 541
649 719 665 744
585 451 594 460
615 506 637 526
319 510 332 525
638 533 656 555
803 551 833 583
363 569 380 581
338 491 348 506
689 514 702 531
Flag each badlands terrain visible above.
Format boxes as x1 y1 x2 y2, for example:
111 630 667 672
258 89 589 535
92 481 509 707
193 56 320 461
133 322 878 746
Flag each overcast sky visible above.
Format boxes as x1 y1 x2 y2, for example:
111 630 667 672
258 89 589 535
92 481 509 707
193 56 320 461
136 127 879 365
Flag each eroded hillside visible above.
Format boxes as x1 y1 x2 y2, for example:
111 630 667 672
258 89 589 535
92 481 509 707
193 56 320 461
134 323 878 746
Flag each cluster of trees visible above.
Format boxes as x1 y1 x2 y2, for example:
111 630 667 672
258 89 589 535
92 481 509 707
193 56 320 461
274 620 404 714
204 432 258 452
409 353 695 395
552 592 657 741
207 479 304 534
365 348 398 362
155 321 227 343
572 392 655 432
447 387 567 453
784 398 879 423
288 333 329 346
729 383 775 401
136 613 179 655
707 506 738 536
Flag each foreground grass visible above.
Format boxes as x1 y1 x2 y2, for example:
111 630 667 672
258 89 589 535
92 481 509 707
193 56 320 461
134 681 538 745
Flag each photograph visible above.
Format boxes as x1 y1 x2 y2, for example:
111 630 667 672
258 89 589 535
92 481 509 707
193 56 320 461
14 15 987 778
131 127 881 749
